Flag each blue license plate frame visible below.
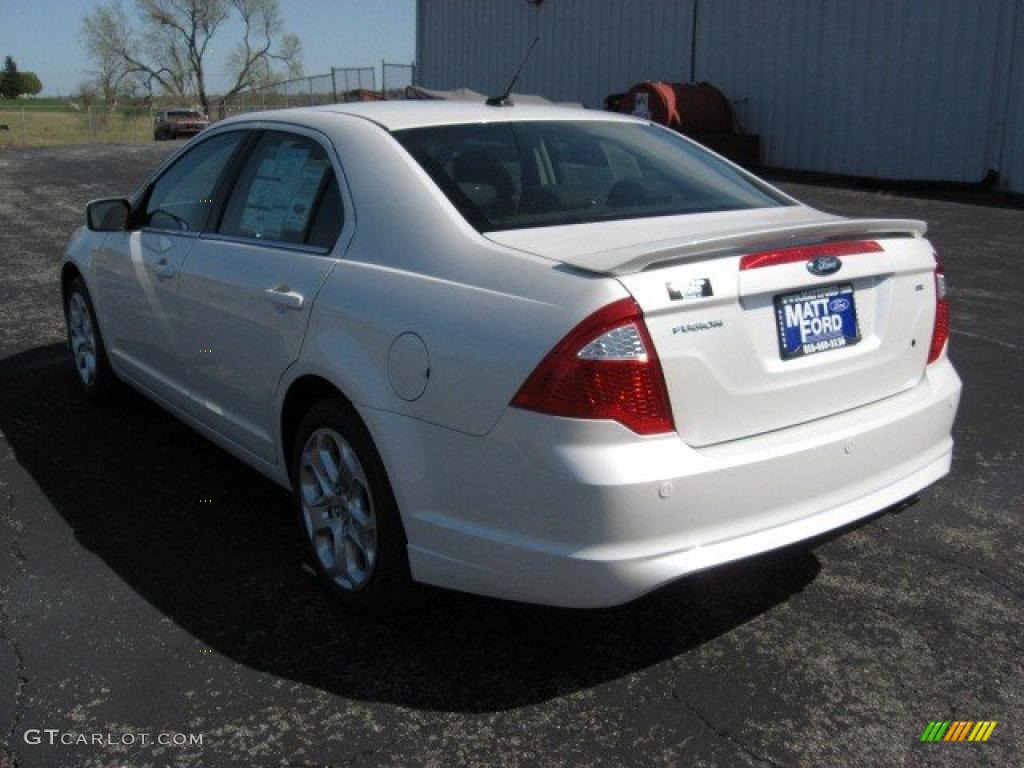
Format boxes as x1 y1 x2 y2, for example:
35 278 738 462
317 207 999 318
774 283 860 360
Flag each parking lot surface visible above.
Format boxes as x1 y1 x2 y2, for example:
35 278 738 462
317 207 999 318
0 143 1021 767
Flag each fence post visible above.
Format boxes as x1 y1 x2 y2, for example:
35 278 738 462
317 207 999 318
309 76 314 105
330 68 338 102
381 59 386 98
21 106 27 145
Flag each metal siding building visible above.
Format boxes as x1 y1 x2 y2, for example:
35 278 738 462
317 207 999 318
1001 0 1024 191
416 0 1024 192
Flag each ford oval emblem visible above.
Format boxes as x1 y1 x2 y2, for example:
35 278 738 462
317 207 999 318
807 254 842 276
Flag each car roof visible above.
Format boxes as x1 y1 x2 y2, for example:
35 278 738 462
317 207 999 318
220 101 644 132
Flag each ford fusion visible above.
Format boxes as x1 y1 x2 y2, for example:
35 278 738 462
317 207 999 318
62 103 961 609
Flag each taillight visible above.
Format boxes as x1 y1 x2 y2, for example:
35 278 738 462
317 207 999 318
510 298 675 435
927 263 949 364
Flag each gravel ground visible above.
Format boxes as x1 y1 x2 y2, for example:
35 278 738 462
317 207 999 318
0 143 1021 768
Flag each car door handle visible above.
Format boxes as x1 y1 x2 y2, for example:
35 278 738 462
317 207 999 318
154 259 175 278
264 285 305 310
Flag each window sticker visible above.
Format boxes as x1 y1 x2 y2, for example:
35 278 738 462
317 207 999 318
238 142 327 241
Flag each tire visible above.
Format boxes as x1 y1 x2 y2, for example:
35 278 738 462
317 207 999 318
291 397 410 611
65 276 119 401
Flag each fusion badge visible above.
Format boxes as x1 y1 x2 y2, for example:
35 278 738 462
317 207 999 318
672 319 724 335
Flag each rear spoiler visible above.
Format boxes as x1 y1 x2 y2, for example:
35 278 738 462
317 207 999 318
580 218 928 275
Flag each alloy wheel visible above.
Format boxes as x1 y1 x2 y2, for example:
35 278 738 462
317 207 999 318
68 292 97 387
299 427 379 590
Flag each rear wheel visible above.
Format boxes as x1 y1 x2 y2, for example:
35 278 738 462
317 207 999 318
65 276 118 400
291 398 410 611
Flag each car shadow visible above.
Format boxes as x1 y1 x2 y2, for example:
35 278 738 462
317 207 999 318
0 343 823 713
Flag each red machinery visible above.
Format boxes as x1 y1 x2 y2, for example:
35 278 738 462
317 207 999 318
613 81 759 168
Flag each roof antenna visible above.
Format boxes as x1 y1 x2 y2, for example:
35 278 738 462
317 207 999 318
486 36 539 107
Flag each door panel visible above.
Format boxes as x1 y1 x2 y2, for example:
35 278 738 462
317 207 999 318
178 239 336 461
177 129 345 462
90 129 249 407
92 230 195 406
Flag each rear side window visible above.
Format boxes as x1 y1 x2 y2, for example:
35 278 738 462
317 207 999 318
219 131 342 247
394 121 790 231
142 131 245 232
305 175 343 248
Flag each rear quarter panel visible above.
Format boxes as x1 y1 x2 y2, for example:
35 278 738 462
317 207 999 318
291 113 626 436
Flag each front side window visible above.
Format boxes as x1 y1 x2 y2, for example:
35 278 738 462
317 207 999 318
142 131 245 232
219 131 341 247
394 121 790 231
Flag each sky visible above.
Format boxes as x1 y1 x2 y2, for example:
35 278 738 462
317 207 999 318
0 0 416 97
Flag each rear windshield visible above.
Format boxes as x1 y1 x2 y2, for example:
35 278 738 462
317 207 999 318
393 120 790 232
168 110 202 118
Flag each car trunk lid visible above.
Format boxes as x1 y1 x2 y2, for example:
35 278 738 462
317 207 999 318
488 208 937 446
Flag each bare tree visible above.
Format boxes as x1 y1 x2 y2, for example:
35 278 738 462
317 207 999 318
82 0 302 113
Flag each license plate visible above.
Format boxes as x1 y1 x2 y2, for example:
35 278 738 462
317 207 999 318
774 283 860 360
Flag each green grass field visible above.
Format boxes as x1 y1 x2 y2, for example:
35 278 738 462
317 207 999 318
0 104 155 147
0 96 71 109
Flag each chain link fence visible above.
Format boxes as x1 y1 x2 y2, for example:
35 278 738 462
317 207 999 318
332 66 378 97
1 61 416 146
226 72 334 113
224 67 381 115
382 62 416 100
0 104 155 147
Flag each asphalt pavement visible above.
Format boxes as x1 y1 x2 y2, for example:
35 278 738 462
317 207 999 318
0 143 1020 767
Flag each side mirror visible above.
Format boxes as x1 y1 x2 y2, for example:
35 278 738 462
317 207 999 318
86 198 132 232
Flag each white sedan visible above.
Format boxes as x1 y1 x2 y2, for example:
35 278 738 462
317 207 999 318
62 102 961 609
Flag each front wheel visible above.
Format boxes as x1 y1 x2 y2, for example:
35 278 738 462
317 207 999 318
65 276 119 400
292 398 410 611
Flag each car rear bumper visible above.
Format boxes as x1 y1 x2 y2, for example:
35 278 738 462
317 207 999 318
362 357 961 608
